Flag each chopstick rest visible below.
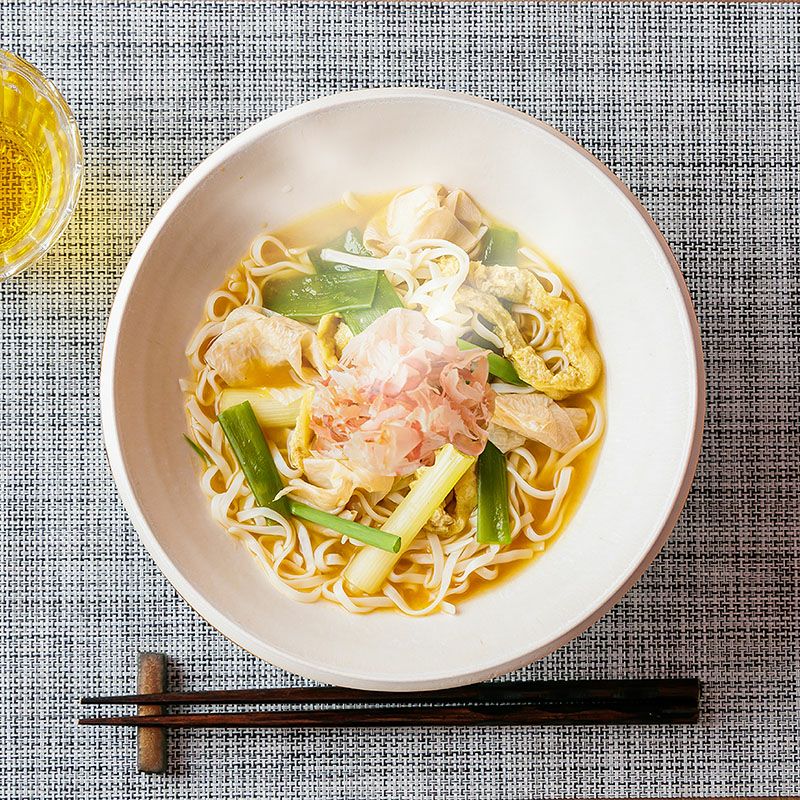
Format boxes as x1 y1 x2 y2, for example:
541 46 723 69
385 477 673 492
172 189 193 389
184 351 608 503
136 652 168 774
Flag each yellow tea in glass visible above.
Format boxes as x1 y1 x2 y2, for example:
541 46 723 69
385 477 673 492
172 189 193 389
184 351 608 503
0 51 83 280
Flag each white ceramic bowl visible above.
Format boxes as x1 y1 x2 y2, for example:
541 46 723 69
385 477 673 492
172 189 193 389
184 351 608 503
101 89 704 690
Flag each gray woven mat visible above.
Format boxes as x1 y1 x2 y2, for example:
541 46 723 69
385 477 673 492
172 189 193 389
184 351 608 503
1 1 798 797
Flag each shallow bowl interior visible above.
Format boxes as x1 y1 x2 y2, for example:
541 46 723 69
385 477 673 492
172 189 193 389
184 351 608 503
101 89 703 690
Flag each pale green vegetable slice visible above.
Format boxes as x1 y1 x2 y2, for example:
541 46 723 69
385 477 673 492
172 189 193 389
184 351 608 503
344 444 476 594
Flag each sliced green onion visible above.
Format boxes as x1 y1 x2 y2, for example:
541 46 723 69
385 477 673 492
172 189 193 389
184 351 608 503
309 228 372 271
344 228 373 257
219 387 306 428
482 226 519 266
476 441 511 545
486 352 526 386
217 401 290 517
307 228 404 334
263 270 378 318
344 444 476 594
183 434 209 464
289 500 401 554
457 339 526 386
218 402 399 553
342 273 404 334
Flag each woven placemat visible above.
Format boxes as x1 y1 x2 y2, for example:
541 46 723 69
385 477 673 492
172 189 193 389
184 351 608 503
1 1 798 797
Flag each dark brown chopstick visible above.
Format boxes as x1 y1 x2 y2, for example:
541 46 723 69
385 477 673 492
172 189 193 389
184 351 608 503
79 700 698 728
79 679 699 728
81 678 699 707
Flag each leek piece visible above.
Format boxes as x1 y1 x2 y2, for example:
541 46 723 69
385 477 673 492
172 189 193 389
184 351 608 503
344 444 476 594
456 339 526 386
342 273 404 334
309 228 403 333
486 352 525 386
217 401 290 517
309 228 371 271
219 387 306 428
263 270 378 318
342 228 373 258
476 441 511 545
183 434 209 464
289 500 401 554
218 402 400 553
308 227 404 334
482 226 519 266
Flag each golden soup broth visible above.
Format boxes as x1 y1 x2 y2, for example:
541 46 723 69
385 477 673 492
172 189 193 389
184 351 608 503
191 191 604 612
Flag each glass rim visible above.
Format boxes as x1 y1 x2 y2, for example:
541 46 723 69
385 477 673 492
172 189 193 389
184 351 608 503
0 50 84 281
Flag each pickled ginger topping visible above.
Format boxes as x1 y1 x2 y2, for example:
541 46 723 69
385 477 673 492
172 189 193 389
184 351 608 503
310 308 494 476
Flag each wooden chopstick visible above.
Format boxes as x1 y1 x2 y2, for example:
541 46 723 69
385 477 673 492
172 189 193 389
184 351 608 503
81 678 699 707
79 700 698 728
79 679 699 727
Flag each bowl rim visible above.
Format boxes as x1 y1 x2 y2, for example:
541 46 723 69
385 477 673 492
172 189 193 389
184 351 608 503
100 87 705 690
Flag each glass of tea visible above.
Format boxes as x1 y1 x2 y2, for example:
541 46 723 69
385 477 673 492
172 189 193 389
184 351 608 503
1 51 83 281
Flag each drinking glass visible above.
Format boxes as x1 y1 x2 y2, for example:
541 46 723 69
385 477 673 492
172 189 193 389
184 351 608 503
0 51 83 281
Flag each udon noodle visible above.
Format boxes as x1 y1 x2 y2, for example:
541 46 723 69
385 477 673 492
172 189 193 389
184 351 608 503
183 185 604 616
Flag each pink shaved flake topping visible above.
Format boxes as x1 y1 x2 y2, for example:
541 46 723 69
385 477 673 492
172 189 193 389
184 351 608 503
310 309 494 477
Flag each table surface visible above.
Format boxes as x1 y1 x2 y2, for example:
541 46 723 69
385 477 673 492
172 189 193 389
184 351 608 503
1 1 798 797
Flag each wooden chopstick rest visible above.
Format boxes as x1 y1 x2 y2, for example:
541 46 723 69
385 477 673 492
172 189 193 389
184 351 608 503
137 652 168 774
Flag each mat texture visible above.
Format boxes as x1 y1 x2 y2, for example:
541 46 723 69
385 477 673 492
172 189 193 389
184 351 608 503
1 1 798 797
